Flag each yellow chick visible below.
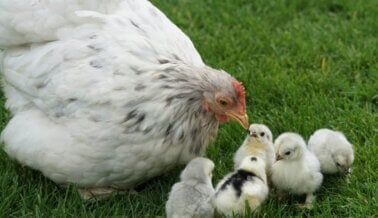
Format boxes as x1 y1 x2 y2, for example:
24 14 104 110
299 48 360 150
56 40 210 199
233 124 274 174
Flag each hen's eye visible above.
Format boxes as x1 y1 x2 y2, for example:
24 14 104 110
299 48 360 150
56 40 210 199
260 132 265 137
219 100 228 106
285 151 291 155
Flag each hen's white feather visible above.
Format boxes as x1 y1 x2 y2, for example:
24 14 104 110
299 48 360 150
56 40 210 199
0 0 120 47
0 0 203 65
0 0 213 189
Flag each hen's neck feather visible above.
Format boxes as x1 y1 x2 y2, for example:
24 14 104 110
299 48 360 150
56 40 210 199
125 62 224 160
161 64 220 157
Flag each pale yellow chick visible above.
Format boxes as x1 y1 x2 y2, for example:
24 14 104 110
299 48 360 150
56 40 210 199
233 124 274 174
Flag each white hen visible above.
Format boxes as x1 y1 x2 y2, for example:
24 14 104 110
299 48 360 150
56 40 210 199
0 0 249 198
308 128 354 175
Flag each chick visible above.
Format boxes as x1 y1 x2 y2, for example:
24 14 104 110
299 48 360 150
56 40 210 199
165 157 215 218
234 124 274 174
271 133 323 209
214 156 268 216
308 128 354 175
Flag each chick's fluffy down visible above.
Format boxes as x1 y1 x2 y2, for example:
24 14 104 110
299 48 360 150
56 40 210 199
214 156 268 216
166 157 215 218
271 133 323 195
233 124 274 172
308 128 354 174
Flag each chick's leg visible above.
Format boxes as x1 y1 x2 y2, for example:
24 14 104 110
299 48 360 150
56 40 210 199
345 168 352 183
296 193 315 209
276 189 287 201
305 193 315 205
246 196 262 212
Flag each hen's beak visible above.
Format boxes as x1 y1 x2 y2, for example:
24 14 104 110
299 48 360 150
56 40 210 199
225 111 249 129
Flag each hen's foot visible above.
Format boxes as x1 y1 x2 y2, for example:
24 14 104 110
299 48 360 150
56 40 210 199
78 187 127 200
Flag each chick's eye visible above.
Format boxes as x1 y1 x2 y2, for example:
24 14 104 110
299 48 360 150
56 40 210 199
285 151 291 155
260 132 265 137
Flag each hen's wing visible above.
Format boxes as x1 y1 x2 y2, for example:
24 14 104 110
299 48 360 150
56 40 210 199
0 0 120 47
0 0 203 64
1 0 204 113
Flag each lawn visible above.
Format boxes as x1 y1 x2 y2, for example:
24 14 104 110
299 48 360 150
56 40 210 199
1 0 377 217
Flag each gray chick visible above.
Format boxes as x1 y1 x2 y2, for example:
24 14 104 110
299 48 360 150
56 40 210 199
166 157 215 218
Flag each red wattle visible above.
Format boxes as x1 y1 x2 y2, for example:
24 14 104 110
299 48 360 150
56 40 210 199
215 114 229 122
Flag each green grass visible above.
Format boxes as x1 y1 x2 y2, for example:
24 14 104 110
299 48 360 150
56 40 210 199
1 0 377 217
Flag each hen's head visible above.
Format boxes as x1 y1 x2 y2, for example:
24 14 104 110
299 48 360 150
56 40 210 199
202 71 249 129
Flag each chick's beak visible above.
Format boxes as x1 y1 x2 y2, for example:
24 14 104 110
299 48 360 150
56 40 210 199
225 111 249 129
276 155 283 161
342 166 351 175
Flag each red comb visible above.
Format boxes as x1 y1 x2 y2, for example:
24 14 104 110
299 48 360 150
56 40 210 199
232 81 246 110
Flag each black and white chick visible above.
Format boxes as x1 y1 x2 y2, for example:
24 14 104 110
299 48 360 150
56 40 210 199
308 128 354 175
165 157 215 218
214 156 269 216
271 133 323 209
233 124 274 174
